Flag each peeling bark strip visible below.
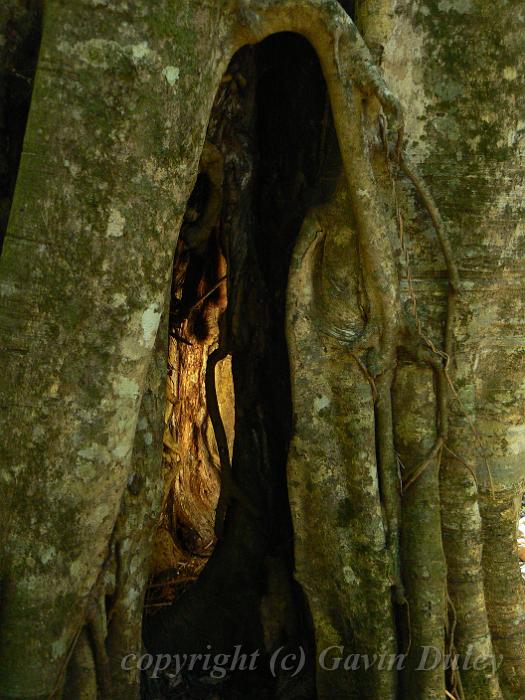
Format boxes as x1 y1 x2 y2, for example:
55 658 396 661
0 0 524 699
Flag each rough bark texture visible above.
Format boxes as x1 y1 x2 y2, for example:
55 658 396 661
371 2 525 698
0 0 524 699
286 181 398 699
0 1 231 695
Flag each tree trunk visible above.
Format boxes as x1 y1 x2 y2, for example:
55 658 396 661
0 1 524 699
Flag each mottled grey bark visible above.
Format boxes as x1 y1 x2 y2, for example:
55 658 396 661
105 308 168 700
372 2 525 698
0 0 231 695
0 0 524 699
286 183 398 699
62 310 167 700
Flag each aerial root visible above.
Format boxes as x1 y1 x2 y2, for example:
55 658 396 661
402 437 444 491
86 597 112 700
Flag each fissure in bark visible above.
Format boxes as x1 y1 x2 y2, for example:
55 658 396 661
0 1 524 700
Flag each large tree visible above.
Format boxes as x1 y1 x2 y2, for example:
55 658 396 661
1 1 524 698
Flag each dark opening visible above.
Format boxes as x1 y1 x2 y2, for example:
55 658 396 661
143 33 341 700
0 2 43 253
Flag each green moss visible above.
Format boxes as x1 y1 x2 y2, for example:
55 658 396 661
148 9 198 68
336 497 354 526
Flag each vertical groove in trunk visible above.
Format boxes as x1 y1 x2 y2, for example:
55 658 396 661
440 435 503 700
481 490 525 700
393 365 447 699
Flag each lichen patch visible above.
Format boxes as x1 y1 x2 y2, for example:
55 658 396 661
162 65 180 86
141 304 162 347
106 208 125 238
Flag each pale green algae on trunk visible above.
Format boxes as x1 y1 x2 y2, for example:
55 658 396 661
0 0 234 695
377 0 525 697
